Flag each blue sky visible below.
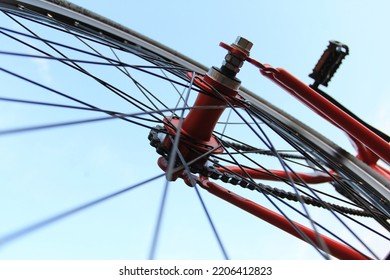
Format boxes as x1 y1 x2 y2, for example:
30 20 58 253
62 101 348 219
75 0 389 136
0 0 389 260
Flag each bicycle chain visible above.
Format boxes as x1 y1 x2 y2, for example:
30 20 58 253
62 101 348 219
148 127 376 218
220 140 306 160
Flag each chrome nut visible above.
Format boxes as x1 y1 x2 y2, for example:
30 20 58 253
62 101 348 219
233 36 253 53
222 60 240 73
224 53 244 68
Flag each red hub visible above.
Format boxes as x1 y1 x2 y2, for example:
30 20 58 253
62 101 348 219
160 73 237 168
159 38 252 174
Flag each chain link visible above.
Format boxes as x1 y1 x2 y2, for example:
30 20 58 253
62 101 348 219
220 140 306 160
148 127 377 218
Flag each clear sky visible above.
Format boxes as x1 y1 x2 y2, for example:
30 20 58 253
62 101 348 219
0 0 389 260
73 0 390 135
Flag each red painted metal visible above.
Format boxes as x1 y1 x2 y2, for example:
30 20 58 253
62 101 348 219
197 176 370 260
156 40 387 260
162 117 224 166
246 59 390 165
219 166 334 184
219 42 249 60
180 74 236 143
245 56 390 190
370 165 390 181
353 139 380 165
157 157 369 259
160 72 238 166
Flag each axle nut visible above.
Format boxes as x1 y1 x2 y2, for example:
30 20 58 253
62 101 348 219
233 36 253 53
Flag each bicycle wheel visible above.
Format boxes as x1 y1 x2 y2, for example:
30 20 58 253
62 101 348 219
0 0 388 260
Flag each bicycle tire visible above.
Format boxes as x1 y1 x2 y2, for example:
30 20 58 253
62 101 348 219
0 0 388 259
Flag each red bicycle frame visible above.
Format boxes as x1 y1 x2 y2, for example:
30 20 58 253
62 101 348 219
159 38 389 260
249 59 390 167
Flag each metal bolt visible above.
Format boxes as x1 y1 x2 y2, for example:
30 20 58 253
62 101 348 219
222 53 244 73
224 54 244 67
222 60 240 73
233 36 253 53
210 36 253 83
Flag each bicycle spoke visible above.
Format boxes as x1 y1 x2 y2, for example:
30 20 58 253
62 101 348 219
201 85 335 258
0 173 165 247
64 25 175 117
0 23 192 87
0 67 99 110
148 180 170 260
0 1 388 260
193 184 230 260
246 109 332 258
244 108 383 258
0 51 127 66
219 108 233 140
174 144 230 260
0 106 222 136
216 137 330 258
164 72 195 180
210 87 385 258
0 25 175 122
214 144 362 209
216 136 380 255
0 96 122 113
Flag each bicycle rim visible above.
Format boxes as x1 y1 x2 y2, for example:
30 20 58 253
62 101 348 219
0 0 389 259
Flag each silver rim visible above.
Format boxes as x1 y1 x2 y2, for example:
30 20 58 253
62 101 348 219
0 0 388 259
